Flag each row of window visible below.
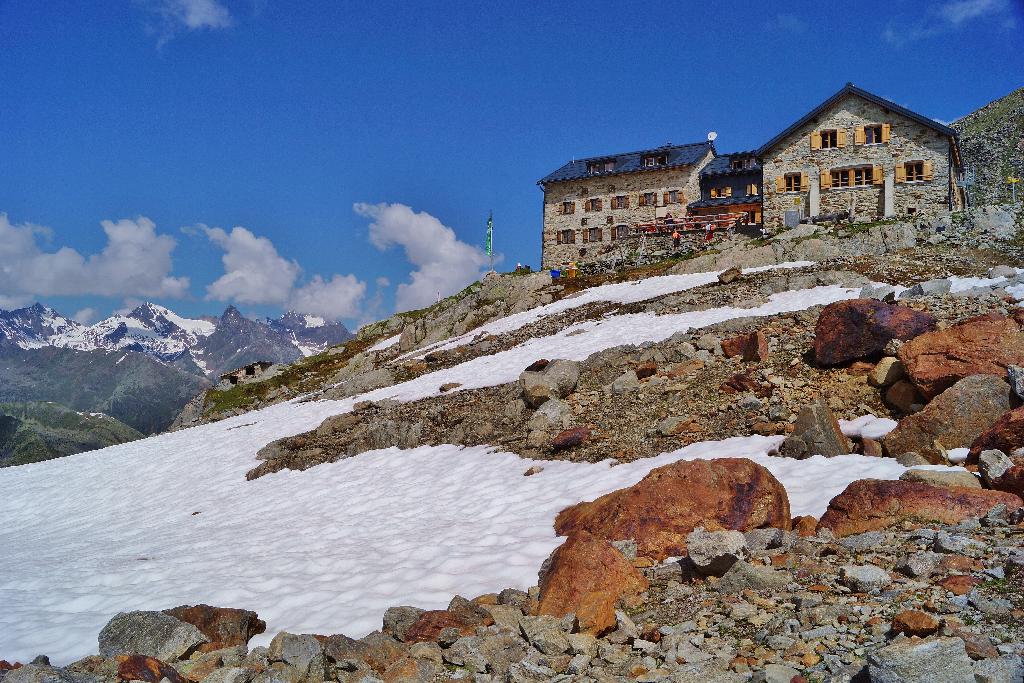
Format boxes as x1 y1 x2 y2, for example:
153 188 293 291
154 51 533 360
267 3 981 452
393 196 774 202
586 153 670 175
775 160 935 193
709 183 760 199
810 123 891 150
559 191 684 214
555 226 630 244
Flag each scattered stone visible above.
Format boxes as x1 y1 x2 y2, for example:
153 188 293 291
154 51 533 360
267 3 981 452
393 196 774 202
98 611 208 661
720 330 769 362
779 400 851 458
869 357 906 387
383 606 426 642
885 379 926 413
813 299 936 366
978 449 1015 486
439 382 461 392
840 564 892 592
838 530 885 552
163 604 266 649
555 458 791 561
716 560 791 593
900 468 981 489
685 528 748 576
551 426 591 451
891 610 940 637
518 616 569 656
717 267 742 284
970 406 1024 464
267 632 326 682
519 359 580 408
897 550 941 578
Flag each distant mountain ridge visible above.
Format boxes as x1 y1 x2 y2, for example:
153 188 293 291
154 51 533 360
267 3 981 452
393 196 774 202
952 86 1024 206
0 302 353 377
0 401 143 467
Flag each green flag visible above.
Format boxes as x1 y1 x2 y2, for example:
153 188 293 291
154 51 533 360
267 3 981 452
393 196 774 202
485 211 493 257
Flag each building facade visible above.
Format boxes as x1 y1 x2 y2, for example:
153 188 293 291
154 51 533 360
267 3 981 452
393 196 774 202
687 152 763 225
537 142 714 269
758 84 964 229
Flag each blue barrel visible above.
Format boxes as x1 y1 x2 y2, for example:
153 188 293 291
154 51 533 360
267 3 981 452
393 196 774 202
550 269 561 279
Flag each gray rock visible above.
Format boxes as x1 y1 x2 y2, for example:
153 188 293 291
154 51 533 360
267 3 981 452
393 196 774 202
860 283 899 300
565 654 591 675
744 528 785 553
443 636 487 673
979 449 1014 487
869 637 978 683
605 610 639 645
899 278 952 299
202 667 255 683
869 357 905 387
97 610 208 660
716 560 790 593
934 531 986 555
519 359 580 408
695 334 722 354
752 663 801 683
476 634 527 678
518 615 569 655
505 661 555 683
685 528 748 575
839 530 885 552
608 370 641 395
528 398 571 431
383 606 425 641
1 666 76 683
895 451 931 467
839 564 891 592
779 400 850 458
897 551 942 578
267 632 327 682
973 654 1024 683
988 265 1018 279
497 588 529 610
1008 365 1024 401
611 538 638 560
900 468 981 489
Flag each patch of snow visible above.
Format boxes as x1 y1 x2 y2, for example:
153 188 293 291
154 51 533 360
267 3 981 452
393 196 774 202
303 315 326 329
947 447 970 464
368 334 401 352
163 310 216 337
840 414 898 441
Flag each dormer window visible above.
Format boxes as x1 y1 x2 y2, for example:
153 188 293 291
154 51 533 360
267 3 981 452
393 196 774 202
587 160 615 175
642 154 667 167
730 157 754 170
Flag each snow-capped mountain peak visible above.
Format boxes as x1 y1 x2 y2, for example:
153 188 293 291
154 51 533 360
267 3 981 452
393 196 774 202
0 303 83 349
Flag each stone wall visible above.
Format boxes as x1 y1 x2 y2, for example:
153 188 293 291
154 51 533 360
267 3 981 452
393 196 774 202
761 94 960 229
540 151 713 269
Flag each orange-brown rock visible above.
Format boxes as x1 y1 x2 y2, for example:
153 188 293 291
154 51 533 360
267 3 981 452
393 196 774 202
381 656 435 683
551 427 591 451
402 610 479 644
937 575 982 596
813 299 936 367
792 515 818 537
0 662 21 671
115 656 186 683
554 458 791 561
890 610 940 637
635 362 658 380
721 330 769 362
537 531 649 636
881 374 1014 464
968 406 1024 464
816 479 1023 537
163 604 266 649
899 313 1024 400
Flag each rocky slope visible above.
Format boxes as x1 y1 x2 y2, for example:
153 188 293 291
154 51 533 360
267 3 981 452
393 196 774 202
0 401 142 467
953 86 1024 207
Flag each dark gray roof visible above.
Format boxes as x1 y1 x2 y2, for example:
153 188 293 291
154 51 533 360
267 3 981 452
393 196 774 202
757 83 959 156
700 152 761 177
688 195 762 209
538 141 714 185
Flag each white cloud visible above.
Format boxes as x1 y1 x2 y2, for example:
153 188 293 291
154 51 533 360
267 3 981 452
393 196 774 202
147 0 233 30
73 308 98 325
202 225 367 320
884 0 1013 44
354 203 492 312
0 213 190 303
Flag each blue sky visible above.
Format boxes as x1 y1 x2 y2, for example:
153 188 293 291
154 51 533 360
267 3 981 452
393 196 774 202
0 0 1021 327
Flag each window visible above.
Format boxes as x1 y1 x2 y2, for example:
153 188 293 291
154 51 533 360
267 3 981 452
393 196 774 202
820 129 838 148
556 229 575 244
611 195 629 209
831 169 851 188
585 198 603 211
905 162 924 182
785 173 802 192
709 186 733 199
863 125 884 145
582 227 603 242
853 167 873 187
587 160 615 175
747 183 760 195
613 225 630 240
639 192 657 207
746 209 762 224
642 154 667 167
580 217 588 226
560 201 575 215
605 216 614 225
664 190 680 204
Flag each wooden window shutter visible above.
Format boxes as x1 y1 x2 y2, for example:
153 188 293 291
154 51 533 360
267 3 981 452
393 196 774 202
598 228 604 242
724 186 732 197
556 231 562 244
799 172 809 191
854 126 866 145
848 169 855 187
881 123 891 143
611 226 617 240
582 229 590 243
663 192 669 205
895 163 906 183
837 129 847 147
775 176 786 193
624 196 630 208
873 165 884 185
923 160 934 181
810 131 821 150
820 170 831 189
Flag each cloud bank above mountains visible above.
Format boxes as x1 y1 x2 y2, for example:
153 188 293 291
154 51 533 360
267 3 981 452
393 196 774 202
0 204 493 323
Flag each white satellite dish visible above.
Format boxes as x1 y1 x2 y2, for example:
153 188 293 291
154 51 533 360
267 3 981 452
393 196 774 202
707 131 718 142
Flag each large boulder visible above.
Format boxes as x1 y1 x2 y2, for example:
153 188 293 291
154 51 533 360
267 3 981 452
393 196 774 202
267 632 327 682
817 479 1022 537
537 532 648 636
881 374 1014 463
98 611 208 661
554 458 791 561
968 405 1024 464
813 299 936 366
898 313 1024 400
163 605 266 649
519 360 580 408
778 400 851 458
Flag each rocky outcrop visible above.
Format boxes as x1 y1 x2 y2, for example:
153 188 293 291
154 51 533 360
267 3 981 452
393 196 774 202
881 374 1014 463
898 313 1024 400
162 605 265 650
813 299 936 367
97 611 208 661
817 479 1023 537
554 458 791 561
536 532 648 636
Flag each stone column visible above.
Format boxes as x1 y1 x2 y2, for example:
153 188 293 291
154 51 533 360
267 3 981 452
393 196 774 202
809 171 820 218
884 171 895 218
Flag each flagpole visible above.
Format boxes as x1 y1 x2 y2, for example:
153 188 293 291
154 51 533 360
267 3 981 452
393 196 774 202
486 210 494 273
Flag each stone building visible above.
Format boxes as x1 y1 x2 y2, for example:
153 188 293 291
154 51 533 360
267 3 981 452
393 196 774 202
536 141 715 269
758 83 965 229
217 360 279 390
687 152 763 225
